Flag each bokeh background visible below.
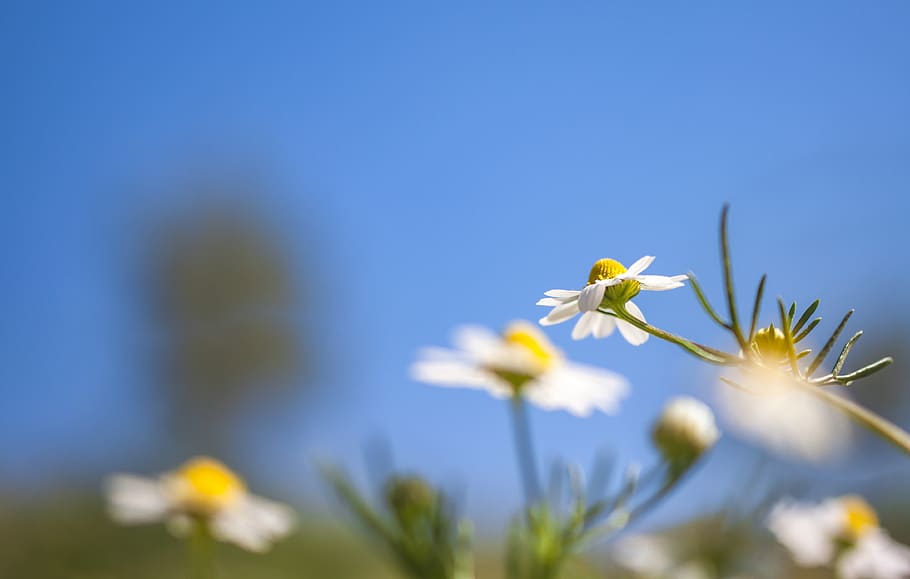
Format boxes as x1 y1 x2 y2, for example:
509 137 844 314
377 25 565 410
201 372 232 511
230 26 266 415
3 1 910 577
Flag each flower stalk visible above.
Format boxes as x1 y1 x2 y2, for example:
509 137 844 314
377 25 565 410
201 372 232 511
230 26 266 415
189 519 216 579
510 396 542 507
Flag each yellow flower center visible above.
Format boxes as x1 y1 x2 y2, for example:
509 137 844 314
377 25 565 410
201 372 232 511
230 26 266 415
171 457 246 515
587 258 640 305
587 258 627 284
842 495 878 540
751 325 790 364
487 322 561 392
503 324 557 371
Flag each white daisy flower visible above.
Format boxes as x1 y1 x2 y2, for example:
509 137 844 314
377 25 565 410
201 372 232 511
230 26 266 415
715 364 853 463
769 495 910 579
537 256 687 345
410 320 629 417
106 456 294 552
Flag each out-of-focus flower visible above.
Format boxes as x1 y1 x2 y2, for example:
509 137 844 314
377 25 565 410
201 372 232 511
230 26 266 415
652 397 720 475
537 256 687 345
715 364 853 463
106 456 294 552
612 529 763 579
410 321 628 417
769 495 910 579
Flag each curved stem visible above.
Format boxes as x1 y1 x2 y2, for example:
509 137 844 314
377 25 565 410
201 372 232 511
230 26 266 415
510 396 541 506
807 385 910 456
188 518 216 579
606 305 737 365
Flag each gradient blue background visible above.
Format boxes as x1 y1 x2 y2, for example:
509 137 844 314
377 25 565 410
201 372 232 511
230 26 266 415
3 1 909 527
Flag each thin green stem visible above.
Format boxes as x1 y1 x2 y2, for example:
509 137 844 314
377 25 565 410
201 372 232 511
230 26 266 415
720 205 749 352
607 305 736 365
748 275 767 341
188 518 216 579
807 385 910 456
510 396 541 507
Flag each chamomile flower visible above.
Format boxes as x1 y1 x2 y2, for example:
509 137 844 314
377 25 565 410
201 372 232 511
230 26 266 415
537 256 687 345
769 495 910 579
715 364 853 463
106 456 294 552
410 320 628 417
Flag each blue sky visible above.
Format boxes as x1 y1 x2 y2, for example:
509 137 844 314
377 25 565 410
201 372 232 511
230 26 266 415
3 1 910 525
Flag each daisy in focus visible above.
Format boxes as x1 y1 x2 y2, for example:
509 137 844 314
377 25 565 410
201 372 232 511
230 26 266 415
410 320 629 417
537 256 687 345
106 456 294 552
769 495 910 579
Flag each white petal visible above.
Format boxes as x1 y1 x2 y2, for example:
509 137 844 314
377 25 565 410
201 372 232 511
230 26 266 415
637 274 688 291
539 301 580 326
571 311 597 340
617 302 649 345
578 284 606 312
716 368 853 463
410 359 507 395
536 297 562 306
211 495 295 552
544 289 581 298
611 535 675 574
624 255 655 276
767 499 841 566
839 529 910 579
105 474 170 525
524 364 628 416
591 313 617 339
452 326 502 358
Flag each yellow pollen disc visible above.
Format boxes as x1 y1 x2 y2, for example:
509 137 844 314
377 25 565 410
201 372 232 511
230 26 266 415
842 495 878 539
587 258 627 285
173 457 246 514
503 323 557 371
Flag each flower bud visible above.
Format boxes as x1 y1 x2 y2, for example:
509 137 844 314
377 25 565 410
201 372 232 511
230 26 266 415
385 475 438 530
652 397 720 476
751 324 790 365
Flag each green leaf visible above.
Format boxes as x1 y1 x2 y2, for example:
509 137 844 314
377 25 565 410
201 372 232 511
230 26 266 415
832 331 862 377
792 299 820 335
749 274 767 340
688 272 727 327
777 299 799 376
835 357 893 384
807 310 854 376
794 317 822 343
720 205 748 351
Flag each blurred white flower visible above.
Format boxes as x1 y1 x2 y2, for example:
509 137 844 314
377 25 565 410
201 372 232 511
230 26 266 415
652 397 720 469
106 456 294 552
715 365 853 463
537 256 687 345
769 495 910 579
410 321 628 417
613 533 738 579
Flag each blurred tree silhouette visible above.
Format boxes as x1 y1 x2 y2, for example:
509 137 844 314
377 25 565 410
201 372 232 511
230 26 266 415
146 193 308 455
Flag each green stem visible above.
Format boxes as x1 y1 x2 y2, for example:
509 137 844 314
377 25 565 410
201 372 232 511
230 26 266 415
720 204 749 352
807 385 910 456
188 518 216 579
607 305 736 365
510 396 541 507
